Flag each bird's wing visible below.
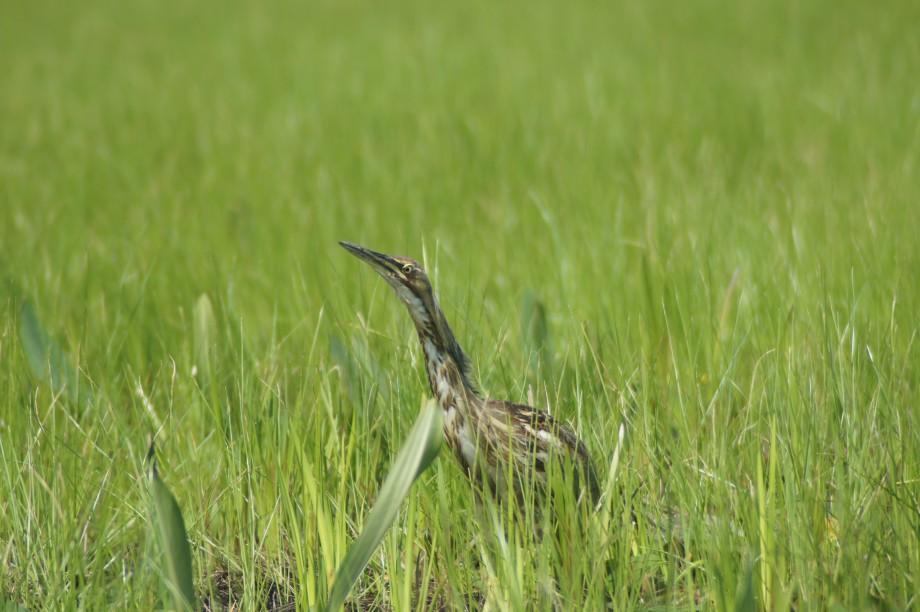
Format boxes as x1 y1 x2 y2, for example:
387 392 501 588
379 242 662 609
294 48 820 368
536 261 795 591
482 399 600 502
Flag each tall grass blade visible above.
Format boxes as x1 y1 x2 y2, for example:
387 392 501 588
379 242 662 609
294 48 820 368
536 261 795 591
597 423 626 530
18 300 89 405
148 441 197 611
324 399 442 611
193 294 216 384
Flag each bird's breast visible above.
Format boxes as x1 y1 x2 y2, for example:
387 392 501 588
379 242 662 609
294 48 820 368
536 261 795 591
443 406 478 471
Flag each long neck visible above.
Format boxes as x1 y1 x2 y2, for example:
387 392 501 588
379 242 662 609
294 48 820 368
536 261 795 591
408 295 478 399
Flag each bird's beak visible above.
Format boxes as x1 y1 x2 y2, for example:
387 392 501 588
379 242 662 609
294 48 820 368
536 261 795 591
339 241 404 279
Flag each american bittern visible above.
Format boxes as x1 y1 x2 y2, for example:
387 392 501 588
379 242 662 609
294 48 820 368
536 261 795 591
340 242 599 506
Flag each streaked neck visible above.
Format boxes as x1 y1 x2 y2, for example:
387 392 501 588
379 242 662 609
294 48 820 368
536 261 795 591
409 301 477 398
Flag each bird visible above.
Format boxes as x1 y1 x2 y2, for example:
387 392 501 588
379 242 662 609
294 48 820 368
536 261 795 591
340 241 599 507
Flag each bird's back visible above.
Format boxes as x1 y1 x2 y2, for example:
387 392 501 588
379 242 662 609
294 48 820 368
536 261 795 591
460 397 600 506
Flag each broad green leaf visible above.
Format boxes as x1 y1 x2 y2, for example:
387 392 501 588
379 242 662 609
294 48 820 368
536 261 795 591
521 290 551 376
149 443 197 611
193 294 215 384
329 335 358 403
324 399 442 612
18 300 89 405
0 598 28 612
735 564 756 612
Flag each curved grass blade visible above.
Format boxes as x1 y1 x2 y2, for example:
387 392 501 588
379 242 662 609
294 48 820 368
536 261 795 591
19 300 90 405
324 399 442 612
148 441 197 611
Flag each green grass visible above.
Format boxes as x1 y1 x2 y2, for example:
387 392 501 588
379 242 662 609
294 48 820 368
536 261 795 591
2 0 919 608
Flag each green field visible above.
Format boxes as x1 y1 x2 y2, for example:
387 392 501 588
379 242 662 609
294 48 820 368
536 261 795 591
2 0 919 609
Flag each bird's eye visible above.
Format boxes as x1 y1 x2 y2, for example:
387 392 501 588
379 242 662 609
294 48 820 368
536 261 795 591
402 264 414 274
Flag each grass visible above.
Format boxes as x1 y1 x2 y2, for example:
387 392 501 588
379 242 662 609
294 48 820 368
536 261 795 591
2 0 919 608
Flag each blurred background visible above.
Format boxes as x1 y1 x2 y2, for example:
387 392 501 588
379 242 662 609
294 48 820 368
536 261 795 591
2 0 919 608
3 0 917 340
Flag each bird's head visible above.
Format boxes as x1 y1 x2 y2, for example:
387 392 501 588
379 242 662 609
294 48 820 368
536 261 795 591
340 240 476 390
339 241 436 325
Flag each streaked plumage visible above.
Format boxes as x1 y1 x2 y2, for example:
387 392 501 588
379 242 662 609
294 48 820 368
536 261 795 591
340 241 599 506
